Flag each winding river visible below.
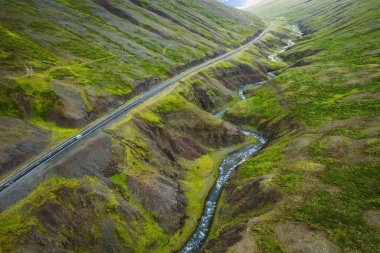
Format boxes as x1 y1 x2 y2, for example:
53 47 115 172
268 25 302 63
179 130 266 253
179 25 301 253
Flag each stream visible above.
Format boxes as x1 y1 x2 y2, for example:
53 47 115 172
268 25 302 63
178 25 301 253
178 130 266 253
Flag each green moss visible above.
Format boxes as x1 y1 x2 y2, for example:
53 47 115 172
80 90 93 111
332 128 364 139
138 109 161 125
29 118 79 142
155 94 187 114
0 87 23 118
364 141 380 155
239 138 288 180
111 173 127 190
276 173 303 193
227 87 282 122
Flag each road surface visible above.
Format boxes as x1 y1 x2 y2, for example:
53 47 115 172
0 24 273 194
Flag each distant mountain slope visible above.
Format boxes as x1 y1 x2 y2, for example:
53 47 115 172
0 0 262 126
219 0 258 8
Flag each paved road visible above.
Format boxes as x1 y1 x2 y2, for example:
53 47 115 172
0 24 273 193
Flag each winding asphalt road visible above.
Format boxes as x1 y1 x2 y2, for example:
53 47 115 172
0 24 273 194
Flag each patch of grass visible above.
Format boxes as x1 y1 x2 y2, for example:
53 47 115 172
138 109 161 125
110 173 127 192
252 222 285 253
181 154 216 220
364 140 380 155
275 173 303 193
29 118 79 142
0 86 23 118
239 138 288 180
227 87 282 122
332 128 364 139
155 94 187 114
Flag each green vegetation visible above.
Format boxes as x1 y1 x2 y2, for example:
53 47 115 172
0 0 263 127
227 86 283 123
1 0 379 252
137 109 162 125
239 138 288 180
252 222 285 253
275 173 303 193
207 0 380 252
155 94 188 114
332 128 364 139
0 177 82 252
29 118 80 142
365 140 380 156
292 164 380 252
276 68 379 127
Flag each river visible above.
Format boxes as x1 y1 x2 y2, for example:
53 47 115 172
268 25 302 63
178 130 266 253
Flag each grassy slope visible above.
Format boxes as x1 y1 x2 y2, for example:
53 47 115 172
207 0 380 252
0 0 262 124
0 0 264 179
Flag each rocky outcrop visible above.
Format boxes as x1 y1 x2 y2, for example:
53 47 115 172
275 222 342 253
49 82 124 128
126 173 186 234
133 118 206 160
212 63 267 90
225 177 281 216
163 110 244 149
49 81 93 128
203 223 246 253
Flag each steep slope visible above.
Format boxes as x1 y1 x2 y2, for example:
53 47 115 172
0 0 263 180
205 0 380 252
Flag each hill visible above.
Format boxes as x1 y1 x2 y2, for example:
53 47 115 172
0 0 263 180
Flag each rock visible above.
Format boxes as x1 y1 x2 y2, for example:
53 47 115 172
275 222 341 253
133 118 206 160
49 81 91 128
364 210 380 229
202 223 246 252
212 63 267 90
126 173 186 234
225 177 281 216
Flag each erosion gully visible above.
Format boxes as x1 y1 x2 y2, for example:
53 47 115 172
179 25 301 253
